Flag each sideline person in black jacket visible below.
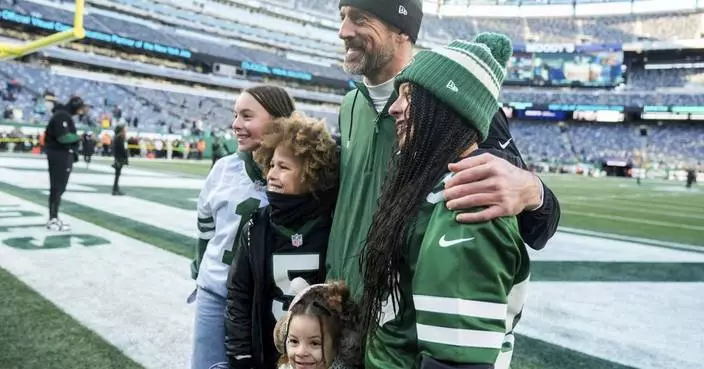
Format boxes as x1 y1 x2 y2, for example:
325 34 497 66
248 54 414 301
225 114 339 369
44 95 87 231
82 131 96 169
112 124 129 196
211 134 232 168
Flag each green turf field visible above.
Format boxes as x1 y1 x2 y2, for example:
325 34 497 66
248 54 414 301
0 266 144 369
542 174 703 246
127 158 213 177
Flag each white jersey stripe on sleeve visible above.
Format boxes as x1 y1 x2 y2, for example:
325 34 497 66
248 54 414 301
414 294 507 320
197 221 215 229
505 276 529 332
494 333 514 369
416 323 505 349
199 230 215 240
197 212 213 221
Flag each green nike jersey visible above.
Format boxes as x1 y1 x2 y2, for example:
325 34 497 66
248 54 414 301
366 175 530 369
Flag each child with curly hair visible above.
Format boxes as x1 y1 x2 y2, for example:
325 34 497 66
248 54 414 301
225 112 340 369
273 281 362 369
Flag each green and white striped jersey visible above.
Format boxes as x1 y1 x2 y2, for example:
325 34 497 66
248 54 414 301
365 174 530 369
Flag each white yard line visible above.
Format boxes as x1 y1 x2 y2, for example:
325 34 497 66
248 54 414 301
0 166 205 190
533 232 704 262
557 227 704 253
600 199 703 213
559 201 704 220
563 210 704 231
560 192 687 202
0 168 98 192
0 192 195 369
0 157 173 177
79 163 175 178
60 192 197 238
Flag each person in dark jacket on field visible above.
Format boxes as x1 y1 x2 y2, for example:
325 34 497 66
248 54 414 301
225 113 339 369
112 124 129 196
211 134 231 168
44 95 87 231
686 168 697 189
82 131 96 169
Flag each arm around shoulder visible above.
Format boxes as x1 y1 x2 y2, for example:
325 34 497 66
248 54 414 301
475 108 561 250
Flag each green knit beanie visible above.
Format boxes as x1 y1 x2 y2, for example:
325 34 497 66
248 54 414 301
394 32 513 141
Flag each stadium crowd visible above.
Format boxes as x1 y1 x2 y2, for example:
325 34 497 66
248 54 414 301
3 62 702 169
0 1 700 179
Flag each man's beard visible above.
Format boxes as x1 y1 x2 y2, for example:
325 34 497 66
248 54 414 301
343 41 395 77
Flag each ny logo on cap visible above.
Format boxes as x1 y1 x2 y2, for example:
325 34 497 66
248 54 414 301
398 5 408 15
446 80 459 92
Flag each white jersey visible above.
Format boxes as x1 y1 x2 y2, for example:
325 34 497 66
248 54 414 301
194 153 268 298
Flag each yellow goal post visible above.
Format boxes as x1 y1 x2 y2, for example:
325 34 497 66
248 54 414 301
0 0 85 61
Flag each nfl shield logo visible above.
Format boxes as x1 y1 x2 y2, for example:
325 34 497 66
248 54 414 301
291 234 303 248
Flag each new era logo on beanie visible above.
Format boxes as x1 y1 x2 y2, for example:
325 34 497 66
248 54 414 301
339 0 423 43
394 32 513 142
446 80 458 92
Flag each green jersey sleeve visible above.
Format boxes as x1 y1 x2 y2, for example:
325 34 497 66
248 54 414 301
412 203 529 366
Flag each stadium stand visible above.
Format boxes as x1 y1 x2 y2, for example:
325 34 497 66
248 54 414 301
511 121 704 165
0 61 339 132
627 68 704 89
7 0 703 81
3 0 349 81
1 0 703 168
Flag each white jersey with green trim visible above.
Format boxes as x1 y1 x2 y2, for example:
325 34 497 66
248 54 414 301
195 154 268 298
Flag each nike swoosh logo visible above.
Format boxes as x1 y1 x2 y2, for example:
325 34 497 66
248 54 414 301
439 235 475 247
499 138 513 149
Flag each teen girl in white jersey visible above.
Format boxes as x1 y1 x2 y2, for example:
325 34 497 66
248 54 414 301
190 85 296 369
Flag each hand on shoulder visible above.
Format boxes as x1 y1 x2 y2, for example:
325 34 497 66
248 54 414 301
443 153 542 223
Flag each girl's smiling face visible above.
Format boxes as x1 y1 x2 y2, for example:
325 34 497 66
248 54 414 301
231 92 274 153
266 146 307 195
285 314 334 369
388 82 412 148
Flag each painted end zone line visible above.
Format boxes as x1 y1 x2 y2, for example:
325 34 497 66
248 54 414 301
0 191 195 369
558 227 704 254
60 191 197 239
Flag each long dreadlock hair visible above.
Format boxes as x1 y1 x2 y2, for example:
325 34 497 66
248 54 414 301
359 83 481 341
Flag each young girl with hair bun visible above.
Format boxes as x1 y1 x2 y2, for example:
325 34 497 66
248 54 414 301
273 281 362 369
